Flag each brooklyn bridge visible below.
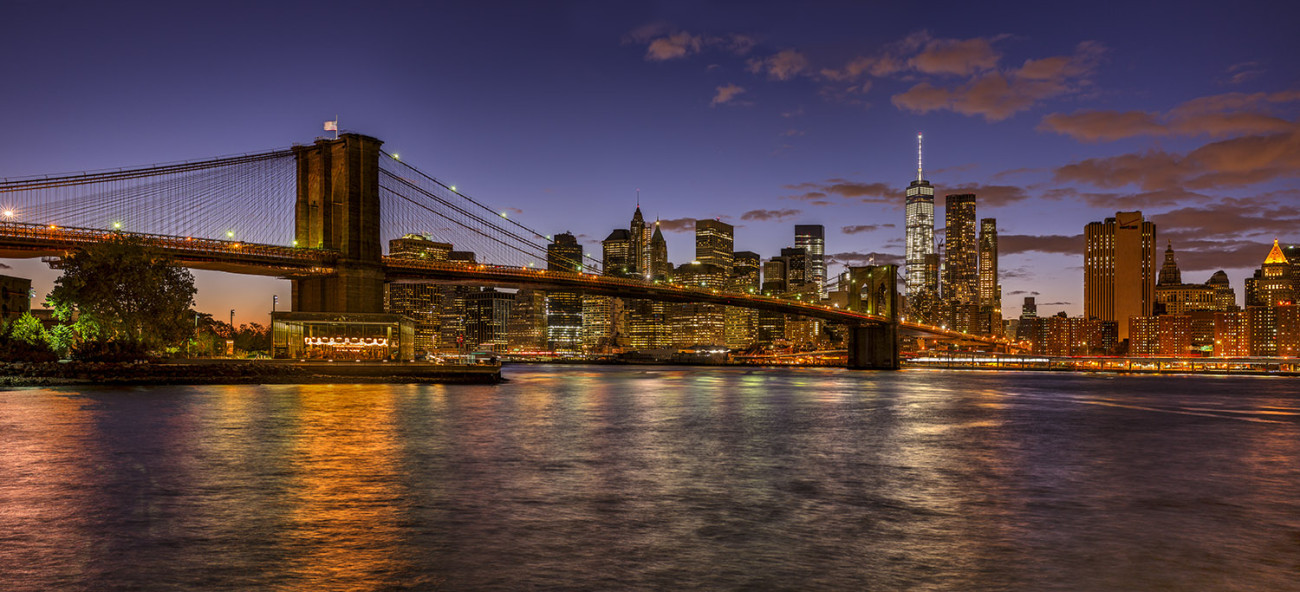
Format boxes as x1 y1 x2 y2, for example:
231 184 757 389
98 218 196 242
0 133 1006 369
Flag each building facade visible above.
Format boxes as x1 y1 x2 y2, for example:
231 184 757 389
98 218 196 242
1084 211 1156 341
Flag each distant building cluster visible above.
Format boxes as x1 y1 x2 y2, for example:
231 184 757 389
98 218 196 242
1005 210 1297 358
381 202 842 357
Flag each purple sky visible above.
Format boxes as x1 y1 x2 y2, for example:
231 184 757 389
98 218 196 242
2 0 1298 324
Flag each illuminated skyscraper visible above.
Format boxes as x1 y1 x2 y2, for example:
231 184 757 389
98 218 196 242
546 232 583 352
695 219 735 274
794 224 825 295
1084 211 1156 341
629 203 650 275
905 132 936 296
978 219 998 306
943 194 978 305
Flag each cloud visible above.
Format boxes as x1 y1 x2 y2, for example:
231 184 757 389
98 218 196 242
780 129 805 137
710 83 747 106
783 178 896 204
740 208 801 222
656 218 695 233
1153 197 1300 240
910 36 1003 76
1005 290 1041 296
891 41 1105 121
747 49 809 81
999 233 1083 256
625 26 758 62
1039 90 1300 142
1053 129 1300 191
841 224 895 234
940 183 1032 207
827 251 905 267
781 107 805 118
1222 61 1264 85
645 31 704 61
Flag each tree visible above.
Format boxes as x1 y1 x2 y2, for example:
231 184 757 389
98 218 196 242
8 312 48 347
47 235 197 349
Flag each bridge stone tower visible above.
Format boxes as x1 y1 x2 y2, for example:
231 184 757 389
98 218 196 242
844 264 900 370
291 133 386 313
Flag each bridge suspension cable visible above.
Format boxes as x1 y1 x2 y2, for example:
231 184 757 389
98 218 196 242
0 149 297 246
378 152 600 273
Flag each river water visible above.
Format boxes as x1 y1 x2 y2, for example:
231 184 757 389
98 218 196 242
1 366 1298 591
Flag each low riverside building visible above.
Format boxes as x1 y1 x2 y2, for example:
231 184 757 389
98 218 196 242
272 312 414 360
0 274 32 323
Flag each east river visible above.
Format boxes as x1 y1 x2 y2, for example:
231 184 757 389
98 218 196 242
2 366 1298 591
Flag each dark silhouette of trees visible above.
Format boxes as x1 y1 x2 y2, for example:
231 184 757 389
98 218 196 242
47 236 196 350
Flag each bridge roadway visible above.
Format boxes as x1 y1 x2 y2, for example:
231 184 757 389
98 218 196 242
0 223 1005 345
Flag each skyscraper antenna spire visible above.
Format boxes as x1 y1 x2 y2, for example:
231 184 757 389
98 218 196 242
636 188 640 208
916 132 924 183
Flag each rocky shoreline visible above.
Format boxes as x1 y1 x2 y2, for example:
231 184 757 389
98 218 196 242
0 360 503 387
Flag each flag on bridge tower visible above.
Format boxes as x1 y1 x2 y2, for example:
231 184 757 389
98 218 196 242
324 116 339 139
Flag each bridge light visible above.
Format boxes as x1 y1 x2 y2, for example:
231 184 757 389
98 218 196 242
2 210 12 218
227 230 235 238
292 239 298 247
112 221 122 230
392 154 400 160
500 211 508 218
450 185 457 192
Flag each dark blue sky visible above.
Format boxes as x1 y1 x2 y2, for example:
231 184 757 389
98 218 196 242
3 0 1298 323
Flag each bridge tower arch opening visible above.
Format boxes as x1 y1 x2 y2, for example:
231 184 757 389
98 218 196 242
844 264 900 370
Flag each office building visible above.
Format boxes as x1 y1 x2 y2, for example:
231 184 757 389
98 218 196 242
794 224 825 295
695 219 734 275
1084 211 1157 341
943 193 978 305
905 132 936 297
546 232 583 352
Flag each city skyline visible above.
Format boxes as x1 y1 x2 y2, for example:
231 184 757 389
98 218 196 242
1 1 1297 324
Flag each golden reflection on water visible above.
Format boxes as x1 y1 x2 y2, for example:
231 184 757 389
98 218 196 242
0 390 98 586
273 385 411 591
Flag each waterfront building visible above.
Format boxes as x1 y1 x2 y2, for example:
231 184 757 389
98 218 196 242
695 219 734 275
1046 314 1117 356
1 274 33 323
1153 242 1217 316
507 288 547 351
1213 310 1250 357
780 247 812 292
943 194 978 306
648 222 670 279
388 234 452 261
905 132 937 297
385 282 441 355
1206 271 1238 311
546 232 583 352
1158 315 1193 356
1130 317 1159 356
794 224 826 295
1084 211 1156 341
466 288 513 352
431 285 471 353
668 262 727 347
725 251 762 349
581 294 620 353
448 250 476 264
629 203 651 275
762 258 788 294
1248 306 1278 357
602 229 633 277
1255 239 1295 307
978 217 1001 335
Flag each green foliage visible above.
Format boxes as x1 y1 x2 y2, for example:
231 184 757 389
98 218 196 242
0 313 57 362
8 312 48 346
47 236 196 350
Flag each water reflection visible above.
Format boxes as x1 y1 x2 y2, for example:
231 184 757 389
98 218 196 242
0 367 1297 590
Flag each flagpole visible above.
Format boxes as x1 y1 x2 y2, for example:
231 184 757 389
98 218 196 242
334 114 339 140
